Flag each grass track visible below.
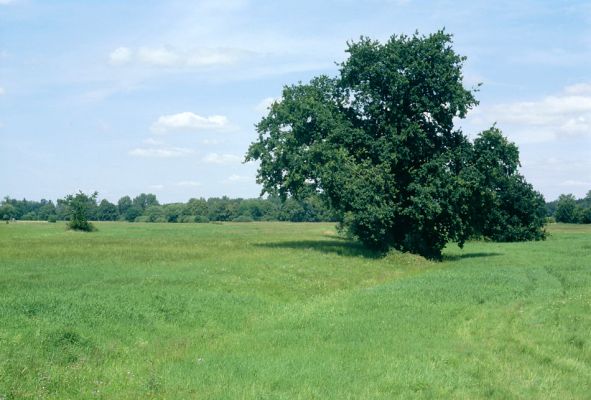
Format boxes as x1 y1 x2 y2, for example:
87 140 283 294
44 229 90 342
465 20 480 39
0 222 590 399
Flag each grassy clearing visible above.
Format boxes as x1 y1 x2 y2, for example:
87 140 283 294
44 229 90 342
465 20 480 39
0 222 590 399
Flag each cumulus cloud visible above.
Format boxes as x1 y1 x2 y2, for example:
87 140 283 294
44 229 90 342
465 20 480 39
202 153 242 164
466 83 591 143
129 146 194 158
109 47 132 65
151 112 229 134
109 46 249 68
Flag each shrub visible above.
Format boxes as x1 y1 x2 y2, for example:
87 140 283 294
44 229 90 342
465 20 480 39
194 215 209 223
64 191 97 232
47 215 57 223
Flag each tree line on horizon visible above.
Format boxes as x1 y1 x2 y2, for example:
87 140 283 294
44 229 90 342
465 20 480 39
546 191 591 224
0 193 337 224
2 190 591 225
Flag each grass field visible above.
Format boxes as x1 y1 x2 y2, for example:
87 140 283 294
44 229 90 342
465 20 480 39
0 222 590 399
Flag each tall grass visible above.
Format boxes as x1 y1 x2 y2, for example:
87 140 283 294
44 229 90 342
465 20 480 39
0 222 589 398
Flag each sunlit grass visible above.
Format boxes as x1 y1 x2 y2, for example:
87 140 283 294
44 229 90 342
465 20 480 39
1 221 590 398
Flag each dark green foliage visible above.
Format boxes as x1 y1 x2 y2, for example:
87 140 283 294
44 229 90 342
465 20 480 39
132 193 159 211
546 191 591 224
47 215 57 223
555 194 578 223
0 202 17 221
117 196 133 218
64 191 98 232
470 128 546 241
184 198 208 220
124 206 142 222
207 196 237 221
1 192 386 225
97 199 118 221
163 203 184 223
246 31 545 258
579 207 591 224
0 197 56 220
21 211 37 220
37 202 57 220
144 205 166 222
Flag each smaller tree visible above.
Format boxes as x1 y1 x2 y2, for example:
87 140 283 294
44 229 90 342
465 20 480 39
64 191 98 231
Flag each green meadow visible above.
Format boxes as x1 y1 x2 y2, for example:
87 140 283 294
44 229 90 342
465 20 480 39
1 222 590 399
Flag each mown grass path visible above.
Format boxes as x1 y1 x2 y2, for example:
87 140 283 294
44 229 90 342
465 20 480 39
1 222 590 398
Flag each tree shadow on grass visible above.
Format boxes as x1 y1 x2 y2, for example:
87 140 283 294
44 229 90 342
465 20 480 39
256 240 503 262
255 239 385 259
442 252 503 262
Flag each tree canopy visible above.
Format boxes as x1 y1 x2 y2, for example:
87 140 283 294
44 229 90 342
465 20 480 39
246 30 546 259
64 191 98 232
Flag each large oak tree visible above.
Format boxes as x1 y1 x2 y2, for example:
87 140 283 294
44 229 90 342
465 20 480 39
246 31 545 258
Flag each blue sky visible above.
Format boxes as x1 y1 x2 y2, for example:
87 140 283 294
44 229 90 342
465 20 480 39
1 0 590 203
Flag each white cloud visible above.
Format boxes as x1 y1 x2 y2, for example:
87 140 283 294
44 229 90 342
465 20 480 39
137 47 180 66
109 47 132 65
564 83 591 95
109 46 249 68
129 146 194 158
465 83 591 143
151 112 229 134
0 0 16 4
255 97 280 113
175 180 201 187
202 153 242 164
0 87 5 96
224 174 251 183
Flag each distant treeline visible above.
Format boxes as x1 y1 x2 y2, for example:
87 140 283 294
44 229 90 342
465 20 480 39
0 193 337 223
3 190 591 224
546 191 591 224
